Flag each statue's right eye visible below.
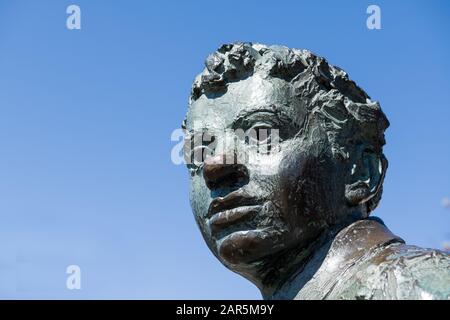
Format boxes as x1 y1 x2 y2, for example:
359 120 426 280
184 133 216 175
186 146 215 175
244 123 281 154
250 125 272 143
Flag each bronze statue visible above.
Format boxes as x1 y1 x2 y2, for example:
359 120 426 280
182 43 450 300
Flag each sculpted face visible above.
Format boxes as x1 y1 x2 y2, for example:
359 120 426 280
185 74 346 273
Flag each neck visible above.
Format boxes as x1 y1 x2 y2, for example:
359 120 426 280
258 217 403 300
257 230 331 299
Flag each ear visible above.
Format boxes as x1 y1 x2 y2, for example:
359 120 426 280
345 145 387 209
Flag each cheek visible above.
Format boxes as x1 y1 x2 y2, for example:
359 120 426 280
189 177 211 221
276 147 330 235
189 177 218 250
246 149 284 176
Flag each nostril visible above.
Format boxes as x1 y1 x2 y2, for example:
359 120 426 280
203 161 249 190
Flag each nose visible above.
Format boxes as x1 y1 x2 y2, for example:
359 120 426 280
202 153 249 191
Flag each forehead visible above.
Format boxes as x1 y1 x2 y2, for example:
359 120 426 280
186 75 305 131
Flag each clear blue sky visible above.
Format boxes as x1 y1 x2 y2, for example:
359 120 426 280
0 0 449 299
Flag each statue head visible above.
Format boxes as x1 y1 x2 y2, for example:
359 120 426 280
182 43 389 293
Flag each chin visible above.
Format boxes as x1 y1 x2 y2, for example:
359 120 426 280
216 227 286 266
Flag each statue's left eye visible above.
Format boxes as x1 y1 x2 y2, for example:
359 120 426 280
245 124 277 154
255 126 272 143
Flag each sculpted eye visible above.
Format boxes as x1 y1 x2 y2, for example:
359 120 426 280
253 125 272 143
186 145 214 175
245 124 269 142
233 109 294 144
184 132 216 175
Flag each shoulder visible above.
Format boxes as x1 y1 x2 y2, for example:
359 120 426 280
348 243 450 299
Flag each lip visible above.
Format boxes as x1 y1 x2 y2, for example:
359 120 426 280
208 205 262 235
207 189 259 219
207 189 262 236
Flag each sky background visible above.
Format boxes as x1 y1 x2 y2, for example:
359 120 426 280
0 0 449 299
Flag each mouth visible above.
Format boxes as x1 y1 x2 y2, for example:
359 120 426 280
207 189 262 237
